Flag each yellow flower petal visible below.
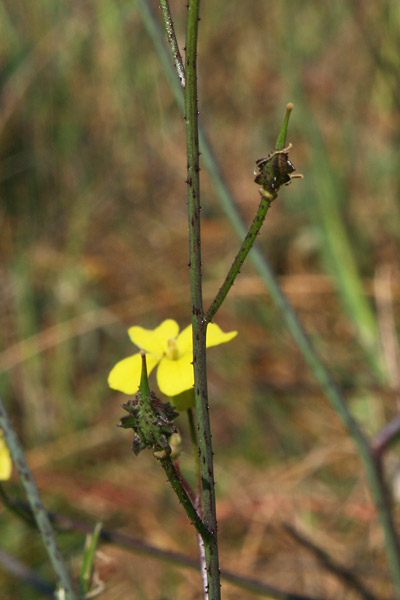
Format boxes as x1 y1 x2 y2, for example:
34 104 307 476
0 437 11 481
108 353 159 394
157 353 194 396
176 324 193 355
206 323 237 348
128 319 179 357
177 323 237 354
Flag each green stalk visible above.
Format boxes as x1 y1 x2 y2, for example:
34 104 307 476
275 102 293 150
205 196 272 323
159 455 211 542
0 396 77 600
185 0 221 597
206 104 292 323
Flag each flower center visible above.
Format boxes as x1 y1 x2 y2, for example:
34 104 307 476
166 338 179 361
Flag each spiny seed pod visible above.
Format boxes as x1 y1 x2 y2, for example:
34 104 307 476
119 392 179 456
118 352 179 457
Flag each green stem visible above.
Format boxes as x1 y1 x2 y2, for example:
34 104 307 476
206 103 292 323
0 396 77 600
205 195 272 323
159 455 211 542
185 0 221 597
275 102 293 150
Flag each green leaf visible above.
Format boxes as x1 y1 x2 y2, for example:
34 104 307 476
78 522 102 596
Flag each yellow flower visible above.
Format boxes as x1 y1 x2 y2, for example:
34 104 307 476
0 432 12 481
108 319 237 397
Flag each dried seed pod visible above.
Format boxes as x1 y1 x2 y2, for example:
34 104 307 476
254 144 298 200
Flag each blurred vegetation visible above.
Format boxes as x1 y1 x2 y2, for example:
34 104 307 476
0 0 400 598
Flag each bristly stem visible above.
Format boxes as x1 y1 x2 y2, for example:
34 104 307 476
185 0 221 597
205 193 273 324
0 395 77 600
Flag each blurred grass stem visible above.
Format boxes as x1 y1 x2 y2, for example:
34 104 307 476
78 522 102 596
0 548 55 597
6 494 325 599
284 523 378 600
0 396 77 600
159 0 185 87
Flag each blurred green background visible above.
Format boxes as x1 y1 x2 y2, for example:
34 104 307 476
1 0 400 598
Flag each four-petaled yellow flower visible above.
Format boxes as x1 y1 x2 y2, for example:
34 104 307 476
0 431 12 481
108 319 237 397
